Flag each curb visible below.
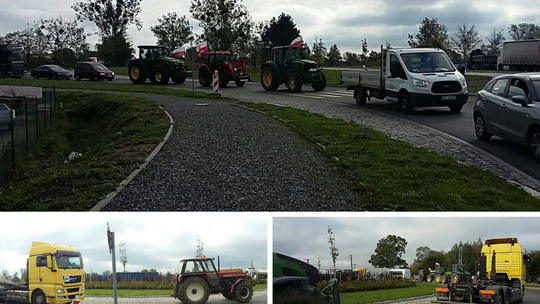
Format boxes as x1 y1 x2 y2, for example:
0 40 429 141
90 106 175 211
364 294 434 304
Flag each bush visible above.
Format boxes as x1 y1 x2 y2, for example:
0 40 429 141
316 280 416 294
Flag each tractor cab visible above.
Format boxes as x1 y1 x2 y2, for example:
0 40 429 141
201 51 233 70
177 258 221 288
128 45 190 85
139 45 169 60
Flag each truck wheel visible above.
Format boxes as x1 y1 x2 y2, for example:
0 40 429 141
355 88 367 106
233 281 253 303
449 105 463 113
261 66 278 91
312 73 327 91
172 76 186 84
399 93 414 114
286 73 302 92
274 284 333 304
177 277 210 304
128 63 146 84
529 126 540 162
31 290 46 304
474 113 492 141
451 273 461 284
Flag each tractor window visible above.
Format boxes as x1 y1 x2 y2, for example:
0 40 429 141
184 261 204 273
273 49 283 63
202 260 216 273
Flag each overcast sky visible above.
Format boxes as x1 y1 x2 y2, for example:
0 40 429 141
0 213 267 276
274 216 540 272
0 0 538 54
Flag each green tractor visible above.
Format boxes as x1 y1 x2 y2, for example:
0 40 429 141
426 266 446 283
273 252 337 304
128 45 191 85
450 264 471 284
260 45 327 92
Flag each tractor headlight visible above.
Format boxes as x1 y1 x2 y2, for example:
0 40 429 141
412 78 429 87
57 289 65 294
309 68 317 72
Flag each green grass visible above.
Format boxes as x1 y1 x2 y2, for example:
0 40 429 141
0 78 219 99
525 282 540 288
465 75 493 81
0 92 170 211
242 103 540 210
109 66 128 76
85 284 266 296
340 282 435 304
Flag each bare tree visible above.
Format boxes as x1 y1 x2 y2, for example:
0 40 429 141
119 241 127 273
486 29 505 54
327 226 339 277
1 269 9 279
195 235 204 258
451 24 482 59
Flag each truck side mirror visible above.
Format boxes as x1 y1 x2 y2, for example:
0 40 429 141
46 255 57 272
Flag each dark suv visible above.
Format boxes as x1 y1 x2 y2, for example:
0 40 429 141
74 61 114 81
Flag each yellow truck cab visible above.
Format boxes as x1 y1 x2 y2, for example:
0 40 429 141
0 242 85 304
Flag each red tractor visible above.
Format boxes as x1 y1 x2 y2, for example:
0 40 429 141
173 258 253 304
198 51 250 88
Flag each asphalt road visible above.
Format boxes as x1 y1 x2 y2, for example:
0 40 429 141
524 287 540 303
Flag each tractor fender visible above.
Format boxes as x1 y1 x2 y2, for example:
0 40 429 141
273 276 310 285
229 278 245 293
200 64 212 75
260 61 279 74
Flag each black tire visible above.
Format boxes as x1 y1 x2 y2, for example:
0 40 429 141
504 289 510 304
261 66 278 91
93 75 100 81
172 76 187 84
529 126 540 162
128 63 146 84
449 105 463 113
286 72 302 92
177 277 210 304
451 273 461 284
235 80 246 87
274 284 333 304
219 71 229 88
312 73 327 91
355 88 367 106
435 274 441 283
222 289 235 300
198 66 211 87
474 113 492 141
399 93 414 114
31 290 46 304
233 281 253 303
153 68 169 85
441 275 447 284
427 275 433 283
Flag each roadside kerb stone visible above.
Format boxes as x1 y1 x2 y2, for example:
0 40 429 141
217 89 540 198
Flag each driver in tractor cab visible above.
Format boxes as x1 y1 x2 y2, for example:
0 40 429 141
192 263 201 273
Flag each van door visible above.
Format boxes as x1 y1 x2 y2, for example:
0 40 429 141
386 53 407 101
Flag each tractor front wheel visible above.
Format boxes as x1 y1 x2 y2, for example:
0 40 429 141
177 277 210 304
451 273 461 284
199 66 211 87
434 274 441 283
441 275 447 284
128 63 146 84
233 281 253 303
312 73 327 91
286 73 302 92
151 68 169 85
261 66 278 91
274 284 333 304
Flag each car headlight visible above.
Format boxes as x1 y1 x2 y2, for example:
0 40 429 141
57 289 65 294
412 78 429 87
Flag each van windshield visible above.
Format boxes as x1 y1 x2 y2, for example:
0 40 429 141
91 63 109 71
401 52 455 73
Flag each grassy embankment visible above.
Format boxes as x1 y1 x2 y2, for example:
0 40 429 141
338 282 435 304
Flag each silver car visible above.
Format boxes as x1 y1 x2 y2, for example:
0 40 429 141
473 73 540 161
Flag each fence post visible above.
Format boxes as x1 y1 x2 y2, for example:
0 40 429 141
43 92 47 131
25 99 29 156
10 109 15 171
35 97 39 139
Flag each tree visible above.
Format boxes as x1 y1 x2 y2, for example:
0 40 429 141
486 29 505 54
195 235 204 258
327 226 339 276
72 0 142 40
414 246 432 264
190 0 253 51
119 241 128 273
36 17 89 56
451 24 482 59
19 268 27 283
11 271 20 283
102 270 111 281
150 13 194 51
261 13 301 47
97 33 134 66
1 269 9 279
527 250 540 281
508 23 540 40
408 17 449 49
327 44 342 66
369 235 408 269
312 37 327 66
141 269 149 273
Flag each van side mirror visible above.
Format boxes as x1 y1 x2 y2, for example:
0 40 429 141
512 95 528 107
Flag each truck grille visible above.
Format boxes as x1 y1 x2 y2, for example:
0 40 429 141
431 81 462 94
67 288 79 293
63 275 82 283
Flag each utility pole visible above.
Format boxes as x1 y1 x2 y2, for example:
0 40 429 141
349 255 353 271
107 223 118 304
306 259 312 264
353 263 357 269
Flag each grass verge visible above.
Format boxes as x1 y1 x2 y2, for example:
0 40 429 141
0 92 169 211
242 103 540 210
339 282 435 304
85 284 267 296
109 66 128 76
0 78 219 99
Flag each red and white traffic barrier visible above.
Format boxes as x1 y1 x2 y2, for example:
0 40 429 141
212 70 219 95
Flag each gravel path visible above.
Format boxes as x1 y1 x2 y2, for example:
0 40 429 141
103 94 362 211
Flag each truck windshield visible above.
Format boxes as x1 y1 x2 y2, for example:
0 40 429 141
8 52 24 61
401 52 455 73
56 255 83 269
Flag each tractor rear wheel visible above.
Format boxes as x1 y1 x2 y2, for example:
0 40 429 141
286 72 302 92
435 274 441 283
233 281 253 303
222 289 235 300
128 63 146 84
172 76 186 84
177 277 210 304
261 66 278 91
199 66 211 87
441 275 447 284
274 284 333 304
312 73 327 91
426 275 433 283
451 273 461 284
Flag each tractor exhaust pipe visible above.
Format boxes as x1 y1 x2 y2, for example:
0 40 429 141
218 256 220 272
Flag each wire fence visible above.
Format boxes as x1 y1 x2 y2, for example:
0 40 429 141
0 88 57 183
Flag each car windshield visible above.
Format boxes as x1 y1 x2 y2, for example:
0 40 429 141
401 52 455 73
91 63 109 71
532 81 540 101
55 255 83 269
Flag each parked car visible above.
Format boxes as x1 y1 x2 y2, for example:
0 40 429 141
473 72 540 161
74 61 115 81
30 65 71 80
